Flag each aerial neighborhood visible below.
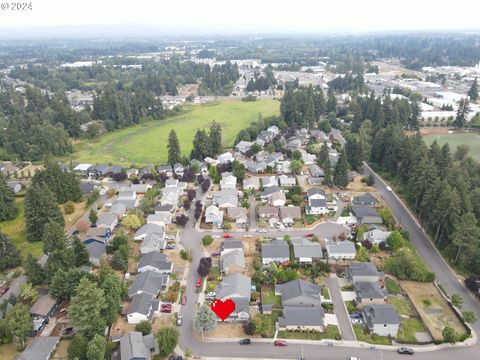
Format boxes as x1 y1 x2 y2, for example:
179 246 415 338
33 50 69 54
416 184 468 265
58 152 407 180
1 30 480 360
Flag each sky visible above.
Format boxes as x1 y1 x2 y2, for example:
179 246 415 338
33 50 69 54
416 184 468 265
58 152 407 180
0 0 479 35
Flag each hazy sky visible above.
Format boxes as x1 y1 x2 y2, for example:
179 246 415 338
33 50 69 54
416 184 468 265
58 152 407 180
1 0 479 33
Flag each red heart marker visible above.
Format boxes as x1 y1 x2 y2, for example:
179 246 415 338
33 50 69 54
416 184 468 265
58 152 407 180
210 298 236 321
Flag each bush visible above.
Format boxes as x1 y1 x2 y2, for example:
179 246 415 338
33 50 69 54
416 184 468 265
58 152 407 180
156 327 179 356
64 201 75 214
442 326 459 344
383 247 435 282
135 321 152 335
202 235 213 246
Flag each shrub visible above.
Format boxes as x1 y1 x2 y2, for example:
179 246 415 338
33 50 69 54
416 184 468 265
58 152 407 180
135 321 152 335
442 326 459 344
202 235 213 246
64 201 75 214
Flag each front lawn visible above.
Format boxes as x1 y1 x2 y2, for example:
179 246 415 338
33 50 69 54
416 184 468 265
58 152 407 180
261 286 281 305
322 287 330 300
387 295 416 316
353 325 391 345
397 318 427 342
305 215 320 225
263 311 281 338
345 300 356 313
278 325 341 340
385 278 402 295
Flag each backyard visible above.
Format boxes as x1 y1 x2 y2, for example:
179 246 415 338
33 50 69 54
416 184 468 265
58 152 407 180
261 286 281 305
401 280 467 341
68 99 280 166
387 295 416 316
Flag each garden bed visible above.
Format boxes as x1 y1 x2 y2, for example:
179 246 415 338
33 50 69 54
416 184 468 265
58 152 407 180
278 325 341 340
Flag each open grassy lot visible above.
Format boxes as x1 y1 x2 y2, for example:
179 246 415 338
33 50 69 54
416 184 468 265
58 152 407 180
68 99 280 166
423 132 480 161
278 325 341 340
387 295 416 316
397 318 428 343
0 197 43 260
0 343 19 360
401 280 467 341
353 325 392 345
261 286 281 305
385 278 402 295
62 199 88 231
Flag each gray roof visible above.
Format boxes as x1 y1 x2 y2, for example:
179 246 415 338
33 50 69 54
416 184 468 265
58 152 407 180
140 234 166 254
120 331 152 360
128 271 168 298
275 279 321 304
309 164 324 177
30 290 57 317
85 242 106 261
221 249 245 271
18 336 60 360
112 199 137 210
110 203 127 216
138 252 172 272
278 306 325 327
351 205 381 218
262 239 289 259
134 224 165 239
363 304 400 326
127 292 157 317
221 239 243 251
352 193 377 205
260 186 283 197
216 273 251 299
325 240 356 256
292 238 323 259
348 262 380 277
307 188 326 197
309 198 327 207
355 282 388 301
96 212 117 228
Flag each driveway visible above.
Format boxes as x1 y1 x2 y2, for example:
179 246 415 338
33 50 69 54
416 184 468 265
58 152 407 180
327 274 355 341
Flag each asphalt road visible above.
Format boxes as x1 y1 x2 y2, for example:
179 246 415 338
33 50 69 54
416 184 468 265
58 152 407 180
176 170 480 360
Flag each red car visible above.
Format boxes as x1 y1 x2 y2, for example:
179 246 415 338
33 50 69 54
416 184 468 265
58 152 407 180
0 287 9 295
223 233 233 238
305 233 314 237
160 304 172 313
196 277 202 289
181 295 187 305
274 340 287 346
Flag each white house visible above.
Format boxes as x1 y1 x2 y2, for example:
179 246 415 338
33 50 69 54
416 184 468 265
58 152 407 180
220 175 237 190
364 229 391 245
126 293 159 324
325 240 356 260
262 176 278 188
217 152 235 164
305 198 328 215
205 205 224 227
269 192 287 207
278 175 296 187
363 304 400 337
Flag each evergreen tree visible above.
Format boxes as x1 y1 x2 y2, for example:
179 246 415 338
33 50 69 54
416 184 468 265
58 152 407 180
97 267 123 325
345 134 364 171
451 212 480 266
0 173 17 221
45 244 74 281
190 129 209 160
167 129 182 165
49 268 89 300
72 236 91 267
69 277 107 339
194 304 217 340
317 142 330 167
68 335 88 360
333 149 349 188
24 183 64 242
5 304 32 349
208 121 222 157
0 232 21 271
42 220 67 254
89 209 98 225
453 98 470 129
232 161 246 183
468 77 478 102
322 157 333 186
86 334 106 360
24 254 45 285
327 88 337 113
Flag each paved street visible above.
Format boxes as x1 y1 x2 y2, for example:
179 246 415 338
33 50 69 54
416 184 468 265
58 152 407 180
327 275 355 341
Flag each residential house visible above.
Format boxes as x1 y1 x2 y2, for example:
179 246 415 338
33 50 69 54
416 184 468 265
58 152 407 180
278 306 325 331
346 262 382 284
259 186 283 200
220 174 237 190
205 205 224 227
83 227 111 244
291 238 323 263
146 213 172 227
351 205 383 225
263 152 284 167
243 177 260 190
30 290 59 335
309 164 324 178
110 203 127 219
126 168 139 178
246 161 267 174
276 160 291 174
286 139 302 150
213 190 238 208
226 207 248 225
78 182 97 195
305 198 328 215
173 163 184 176
140 234 166 255
364 229 391 245
157 165 173 176
155 204 174 214
307 188 326 200
165 179 179 188
278 174 296 187
18 337 60 360
354 282 388 308
112 198 137 210
120 331 158 360
258 206 280 225
270 192 286 206
352 193 377 206
85 242 106 266
137 252 173 274
96 212 118 232
261 176 278 188
279 206 302 225
118 190 136 201
275 279 322 306
134 224 165 241
235 141 253 154
298 149 316 165
126 293 160 324
362 304 400 337
139 165 155 178
261 239 289 265
160 190 180 207
217 152 235 164
324 240 356 261
221 249 245 274
8 182 22 194
215 273 251 321
128 271 169 298
73 163 92 176
123 184 153 194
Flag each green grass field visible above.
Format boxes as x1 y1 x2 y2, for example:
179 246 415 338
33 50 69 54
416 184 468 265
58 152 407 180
423 133 480 161
68 99 280 166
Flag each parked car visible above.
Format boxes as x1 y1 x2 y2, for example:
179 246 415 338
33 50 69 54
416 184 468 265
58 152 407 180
196 277 202 289
211 251 221 257
348 357 360 360
351 318 362 324
166 244 176 250
176 315 183 326
0 287 9 295
274 340 287 346
161 305 172 313
223 233 233 238
244 234 253 238
305 233 314 237
386 185 392 192
397 348 414 355
350 312 362 319
258 229 267 233
239 339 251 345
181 295 187 305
